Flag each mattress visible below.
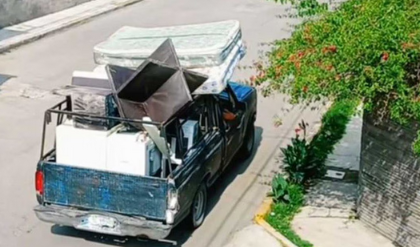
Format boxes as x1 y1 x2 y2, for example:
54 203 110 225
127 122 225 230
191 40 245 94
93 40 246 95
93 20 241 69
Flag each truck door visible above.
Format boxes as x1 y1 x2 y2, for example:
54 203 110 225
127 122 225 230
219 85 245 167
171 96 224 218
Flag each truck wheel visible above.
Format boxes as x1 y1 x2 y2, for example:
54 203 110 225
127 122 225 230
191 183 207 229
239 122 255 159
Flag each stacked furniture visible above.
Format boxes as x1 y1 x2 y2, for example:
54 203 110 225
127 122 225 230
53 20 245 177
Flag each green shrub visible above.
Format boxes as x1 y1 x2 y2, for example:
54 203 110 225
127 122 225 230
287 183 305 207
269 174 307 204
269 174 291 203
258 0 420 153
276 0 328 17
281 120 325 185
281 101 356 185
310 100 357 164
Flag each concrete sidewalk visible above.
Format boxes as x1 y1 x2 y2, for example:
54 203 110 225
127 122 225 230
223 113 396 247
293 204 395 247
291 113 395 247
324 107 363 172
224 225 282 247
0 0 142 53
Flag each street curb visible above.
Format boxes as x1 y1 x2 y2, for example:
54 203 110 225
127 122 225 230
253 101 333 247
253 198 298 247
0 0 142 53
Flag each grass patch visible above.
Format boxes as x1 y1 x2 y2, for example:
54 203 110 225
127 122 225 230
266 184 313 247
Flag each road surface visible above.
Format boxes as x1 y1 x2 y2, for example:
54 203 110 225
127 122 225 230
0 0 323 246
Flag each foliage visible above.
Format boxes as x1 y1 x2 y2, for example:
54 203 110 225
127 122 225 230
258 0 420 153
269 174 290 203
280 100 355 184
266 184 313 247
281 120 325 184
267 102 354 246
276 0 328 17
310 100 357 165
269 174 305 203
413 131 420 154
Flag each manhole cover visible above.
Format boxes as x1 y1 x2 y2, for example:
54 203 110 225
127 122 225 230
0 74 13 86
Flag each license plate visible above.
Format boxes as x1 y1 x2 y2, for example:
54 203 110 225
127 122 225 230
76 215 120 235
87 215 117 227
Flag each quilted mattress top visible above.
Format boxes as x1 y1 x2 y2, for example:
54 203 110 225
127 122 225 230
94 20 241 57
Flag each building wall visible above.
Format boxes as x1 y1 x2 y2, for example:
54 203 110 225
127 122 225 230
358 112 420 247
0 0 92 27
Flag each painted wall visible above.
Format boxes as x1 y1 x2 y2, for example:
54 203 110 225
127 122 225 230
0 0 92 27
358 112 420 247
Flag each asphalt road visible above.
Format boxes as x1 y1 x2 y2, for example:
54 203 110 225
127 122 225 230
0 0 324 246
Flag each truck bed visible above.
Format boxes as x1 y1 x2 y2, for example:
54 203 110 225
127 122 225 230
42 162 168 221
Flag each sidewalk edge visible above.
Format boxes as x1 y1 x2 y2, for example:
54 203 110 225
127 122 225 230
253 198 298 247
0 0 142 53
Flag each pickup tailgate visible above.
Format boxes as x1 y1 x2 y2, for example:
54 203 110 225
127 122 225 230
42 162 168 221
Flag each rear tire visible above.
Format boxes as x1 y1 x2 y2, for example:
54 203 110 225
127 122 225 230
190 183 207 229
238 121 255 159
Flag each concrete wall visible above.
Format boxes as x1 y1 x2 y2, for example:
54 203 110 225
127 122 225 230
358 112 420 247
0 0 93 27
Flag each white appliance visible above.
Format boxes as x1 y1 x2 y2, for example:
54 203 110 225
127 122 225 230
56 121 112 170
71 70 109 89
56 121 161 176
106 131 161 176
182 120 199 149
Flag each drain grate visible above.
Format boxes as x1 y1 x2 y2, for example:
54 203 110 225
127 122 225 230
0 74 13 86
326 169 346 179
323 166 359 183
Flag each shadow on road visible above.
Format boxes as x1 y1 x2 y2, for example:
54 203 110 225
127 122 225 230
50 127 264 247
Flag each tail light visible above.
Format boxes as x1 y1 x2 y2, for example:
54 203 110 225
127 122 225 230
166 179 179 225
168 188 179 210
167 179 179 210
35 171 44 195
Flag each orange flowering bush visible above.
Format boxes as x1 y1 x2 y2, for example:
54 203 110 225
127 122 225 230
258 0 420 153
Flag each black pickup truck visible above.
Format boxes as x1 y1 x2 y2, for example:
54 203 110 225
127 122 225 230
34 81 257 242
